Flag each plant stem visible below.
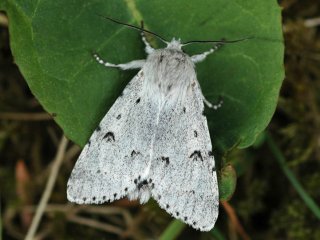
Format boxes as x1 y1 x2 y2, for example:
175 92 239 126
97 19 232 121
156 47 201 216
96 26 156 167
266 132 320 219
159 219 186 240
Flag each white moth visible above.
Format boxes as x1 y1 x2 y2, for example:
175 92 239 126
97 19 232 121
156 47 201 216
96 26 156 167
67 19 225 231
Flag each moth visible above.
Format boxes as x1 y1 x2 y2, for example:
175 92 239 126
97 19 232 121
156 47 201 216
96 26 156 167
67 17 241 231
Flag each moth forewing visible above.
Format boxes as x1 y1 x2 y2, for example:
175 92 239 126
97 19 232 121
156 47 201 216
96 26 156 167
68 29 220 231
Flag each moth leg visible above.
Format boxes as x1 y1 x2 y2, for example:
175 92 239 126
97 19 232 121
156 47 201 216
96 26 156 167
203 96 223 110
191 43 224 63
140 20 155 54
93 53 145 70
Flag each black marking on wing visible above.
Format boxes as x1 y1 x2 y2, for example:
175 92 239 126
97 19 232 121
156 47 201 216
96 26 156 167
183 107 186 113
189 151 203 161
96 125 101 132
116 114 121 120
161 156 170 165
159 54 164 63
131 150 140 157
194 130 198 137
136 98 141 104
208 151 214 156
103 132 115 142
137 179 148 190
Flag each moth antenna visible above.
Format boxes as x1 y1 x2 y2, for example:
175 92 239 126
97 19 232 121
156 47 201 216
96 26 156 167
182 37 253 46
97 14 168 44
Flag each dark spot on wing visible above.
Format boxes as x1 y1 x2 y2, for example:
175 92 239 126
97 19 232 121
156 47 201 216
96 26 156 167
184 216 188 221
194 130 198 137
119 92 124 97
116 114 121 120
176 212 180 216
149 179 152 183
97 170 101 174
159 54 164 63
103 196 106 200
193 221 197 225
96 125 101 132
189 150 203 161
103 132 115 142
161 156 170 165
136 98 141 104
192 82 196 87
212 167 216 173
134 179 138 184
114 193 117 198
92 197 96 201
138 175 141 180
167 84 172 91
83 197 87 201
137 179 148 190
151 183 155 189
166 204 170 209
125 187 128 192
158 195 161 200
208 151 213 156
88 140 91 146
131 150 140 157
183 107 186 113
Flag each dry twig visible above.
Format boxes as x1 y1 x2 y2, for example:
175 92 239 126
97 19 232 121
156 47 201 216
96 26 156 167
0 112 53 121
221 201 251 240
25 136 68 240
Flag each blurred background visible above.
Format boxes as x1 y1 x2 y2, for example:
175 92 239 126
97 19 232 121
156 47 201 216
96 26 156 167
1 0 320 239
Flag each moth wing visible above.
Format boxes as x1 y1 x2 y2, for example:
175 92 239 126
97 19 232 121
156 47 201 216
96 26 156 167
67 71 157 204
151 81 218 231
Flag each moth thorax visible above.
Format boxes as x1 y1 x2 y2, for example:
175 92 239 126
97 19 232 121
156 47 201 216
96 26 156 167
144 50 195 97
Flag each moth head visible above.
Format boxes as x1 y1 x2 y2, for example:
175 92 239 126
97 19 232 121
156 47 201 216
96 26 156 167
166 38 182 50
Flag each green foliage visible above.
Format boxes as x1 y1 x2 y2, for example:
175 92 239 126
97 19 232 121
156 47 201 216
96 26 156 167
1 0 283 203
218 164 237 201
159 219 186 240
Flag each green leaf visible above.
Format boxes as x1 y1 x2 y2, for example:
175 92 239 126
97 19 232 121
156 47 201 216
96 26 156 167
159 219 186 240
219 164 237 201
1 0 284 152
